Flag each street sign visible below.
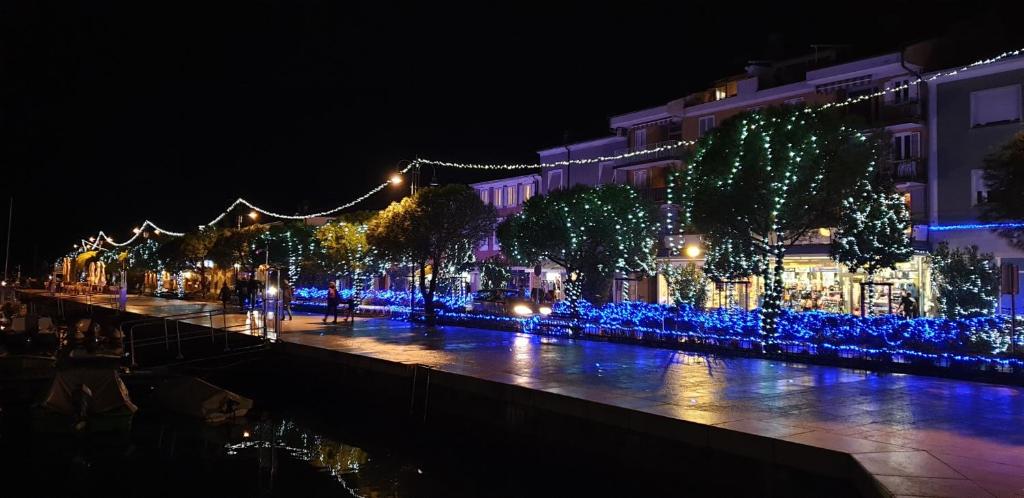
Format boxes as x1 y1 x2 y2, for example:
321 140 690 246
1001 263 1020 295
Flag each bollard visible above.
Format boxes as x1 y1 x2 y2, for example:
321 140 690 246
164 320 170 349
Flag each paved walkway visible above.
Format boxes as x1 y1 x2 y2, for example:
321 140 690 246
24 291 1024 497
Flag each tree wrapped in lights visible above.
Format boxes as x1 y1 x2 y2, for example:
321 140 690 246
368 185 496 329
497 184 658 318
980 131 1024 250
831 180 913 315
930 243 999 319
658 262 708 308
261 221 317 286
684 106 880 339
314 213 381 298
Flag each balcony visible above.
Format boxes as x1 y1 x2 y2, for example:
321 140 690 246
632 186 667 204
841 95 923 127
890 158 926 184
609 141 686 169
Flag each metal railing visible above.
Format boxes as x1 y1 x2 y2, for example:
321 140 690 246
609 141 686 168
891 158 926 182
122 308 229 367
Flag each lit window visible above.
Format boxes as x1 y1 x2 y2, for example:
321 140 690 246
970 85 1021 127
971 169 989 206
479 189 489 205
493 188 503 208
698 116 715 137
505 185 517 206
523 183 534 201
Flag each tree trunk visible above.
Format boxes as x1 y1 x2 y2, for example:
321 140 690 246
419 260 437 329
865 272 876 318
759 232 785 349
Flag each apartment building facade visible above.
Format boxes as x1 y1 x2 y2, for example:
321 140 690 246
467 173 541 292
926 55 1024 312
472 44 1024 315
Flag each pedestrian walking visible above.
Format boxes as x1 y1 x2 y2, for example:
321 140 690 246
282 282 293 320
219 283 233 312
323 282 340 323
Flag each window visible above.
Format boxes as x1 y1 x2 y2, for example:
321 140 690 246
492 233 500 250
631 169 650 188
505 185 517 206
478 236 489 251
479 189 489 205
548 170 563 191
971 85 1022 127
892 132 920 160
634 128 647 148
885 79 917 105
698 116 715 137
493 187 503 208
522 183 534 202
784 97 805 106
971 169 990 206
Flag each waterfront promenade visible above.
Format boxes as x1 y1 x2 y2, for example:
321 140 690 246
23 290 1024 497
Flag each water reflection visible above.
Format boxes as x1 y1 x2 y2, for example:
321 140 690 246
225 419 370 482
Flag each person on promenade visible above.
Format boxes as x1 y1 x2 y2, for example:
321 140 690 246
219 283 233 312
323 282 339 323
282 282 293 321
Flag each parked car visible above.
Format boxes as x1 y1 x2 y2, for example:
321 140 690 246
468 289 553 317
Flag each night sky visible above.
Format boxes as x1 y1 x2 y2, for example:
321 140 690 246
2 1 1022 276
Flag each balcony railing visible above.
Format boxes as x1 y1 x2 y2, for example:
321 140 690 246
843 96 923 127
631 186 667 203
609 141 686 168
890 158 926 183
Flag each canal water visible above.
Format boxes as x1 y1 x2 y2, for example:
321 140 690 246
1 366 694 498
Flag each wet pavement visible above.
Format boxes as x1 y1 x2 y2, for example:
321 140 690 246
26 291 1024 497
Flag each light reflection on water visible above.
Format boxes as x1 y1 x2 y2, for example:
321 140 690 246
225 419 370 481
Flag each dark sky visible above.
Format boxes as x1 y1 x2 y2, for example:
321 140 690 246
2 1 1022 275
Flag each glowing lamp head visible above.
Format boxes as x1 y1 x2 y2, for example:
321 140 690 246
233 263 241 270
89 237 96 242
132 227 141 234
513 304 534 316
267 286 278 297
1 281 6 287
154 229 161 235
390 174 403 185
818 227 831 237
538 306 552 316
248 211 259 220
685 245 702 258
73 244 78 248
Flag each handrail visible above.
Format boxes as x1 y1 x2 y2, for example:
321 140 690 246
126 308 225 367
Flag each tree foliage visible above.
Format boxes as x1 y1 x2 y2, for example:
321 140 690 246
831 180 914 278
314 212 380 293
498 184 657 310
930 242 999 319
981 131 1024 250
368 185 496 327
659 262 708 308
